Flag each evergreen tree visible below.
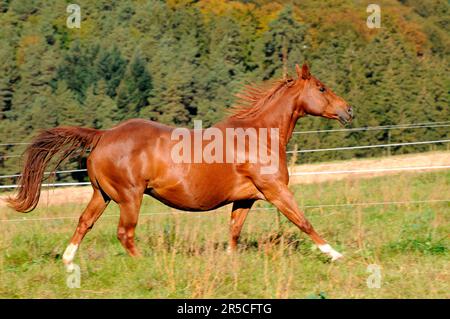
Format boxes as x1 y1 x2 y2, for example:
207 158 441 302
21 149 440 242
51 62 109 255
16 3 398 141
0 0 10 13
256 5 309 80
141 6 205 126
10 35 58 123
196 16 247 126
53 81 86 126
96 46 127 98
27 87 58 130
57 42 100 102
141 36 190 125
84 81 118 129
0 40 17 117
116 51 152 119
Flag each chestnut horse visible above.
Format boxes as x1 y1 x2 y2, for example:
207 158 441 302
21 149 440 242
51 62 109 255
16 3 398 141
7 63 353 269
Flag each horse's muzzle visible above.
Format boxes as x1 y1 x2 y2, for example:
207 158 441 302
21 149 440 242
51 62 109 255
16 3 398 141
337 106 353 125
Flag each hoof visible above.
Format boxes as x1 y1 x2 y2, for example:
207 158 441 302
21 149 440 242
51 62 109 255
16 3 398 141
64 262 75 272
226 246 236 255
62 243 78 270
330 251 344 261
318 244 343 262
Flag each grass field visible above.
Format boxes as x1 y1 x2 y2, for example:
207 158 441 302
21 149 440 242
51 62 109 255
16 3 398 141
0 170 448 298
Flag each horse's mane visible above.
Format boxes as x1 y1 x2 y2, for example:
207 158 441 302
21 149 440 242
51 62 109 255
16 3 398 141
228 78 293 119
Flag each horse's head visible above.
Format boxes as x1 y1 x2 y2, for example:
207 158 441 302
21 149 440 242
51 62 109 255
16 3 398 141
293 63 353 125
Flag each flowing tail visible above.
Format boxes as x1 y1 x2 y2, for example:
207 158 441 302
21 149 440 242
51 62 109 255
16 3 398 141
6 126 103 213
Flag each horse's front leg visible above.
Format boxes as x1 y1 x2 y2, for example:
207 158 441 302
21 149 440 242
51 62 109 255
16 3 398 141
255 180 343 261
117 197 143 257
227 200 254 253
113 184 145 257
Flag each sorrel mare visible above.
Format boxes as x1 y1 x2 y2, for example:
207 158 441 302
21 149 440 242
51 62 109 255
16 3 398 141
7 63 353 268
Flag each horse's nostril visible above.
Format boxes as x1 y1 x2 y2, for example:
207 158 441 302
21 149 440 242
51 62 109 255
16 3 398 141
348 106 353 116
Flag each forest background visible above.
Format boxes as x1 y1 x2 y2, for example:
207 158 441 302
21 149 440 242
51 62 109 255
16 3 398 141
0 0 448 183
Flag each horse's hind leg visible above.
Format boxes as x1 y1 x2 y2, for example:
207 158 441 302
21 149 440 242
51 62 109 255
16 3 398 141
63 187 109 269
117 196 143 257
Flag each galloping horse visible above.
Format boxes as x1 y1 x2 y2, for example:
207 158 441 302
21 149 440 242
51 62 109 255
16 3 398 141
7 63 353 269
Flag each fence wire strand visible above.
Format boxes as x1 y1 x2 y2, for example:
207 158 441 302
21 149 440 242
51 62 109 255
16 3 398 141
1 199 448 223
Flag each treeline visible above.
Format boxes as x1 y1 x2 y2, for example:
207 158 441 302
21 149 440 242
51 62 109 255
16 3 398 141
0 0 449 183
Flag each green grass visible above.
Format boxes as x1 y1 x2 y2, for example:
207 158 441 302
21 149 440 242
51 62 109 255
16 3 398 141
0 171 449 298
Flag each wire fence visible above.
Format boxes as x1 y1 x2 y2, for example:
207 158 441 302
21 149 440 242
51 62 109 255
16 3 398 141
0 164 449 190
0 168 87 179
0 154 22 159
0 182 91 189
1 121 449 156
1 138 449 183
286 139 450 154
0 120 448 222
289 165 450 176
0 142 30 147
2 121 449 147
292 120 450 134
1 198 448 223
0 121 449 188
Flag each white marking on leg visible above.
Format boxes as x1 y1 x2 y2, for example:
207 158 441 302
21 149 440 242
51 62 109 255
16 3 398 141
318 244 343 261
65 262 75 272
63 243 78 269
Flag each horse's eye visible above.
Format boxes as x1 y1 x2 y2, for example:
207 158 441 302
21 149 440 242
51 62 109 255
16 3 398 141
319 87 326 92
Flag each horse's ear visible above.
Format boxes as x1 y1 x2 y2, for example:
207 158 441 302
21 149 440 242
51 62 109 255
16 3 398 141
295 64 302 78
298 62 310 80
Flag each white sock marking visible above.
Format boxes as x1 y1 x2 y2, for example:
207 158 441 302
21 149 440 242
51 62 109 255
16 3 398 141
318 244 343 261
63 243 78 267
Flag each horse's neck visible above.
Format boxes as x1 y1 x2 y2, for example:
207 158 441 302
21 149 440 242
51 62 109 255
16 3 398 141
220 95 301 147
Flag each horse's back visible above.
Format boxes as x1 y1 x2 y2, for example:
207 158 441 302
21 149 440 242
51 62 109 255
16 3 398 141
109 118 173 133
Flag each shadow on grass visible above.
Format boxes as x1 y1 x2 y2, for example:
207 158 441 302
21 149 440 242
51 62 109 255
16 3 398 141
137 230 335 263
